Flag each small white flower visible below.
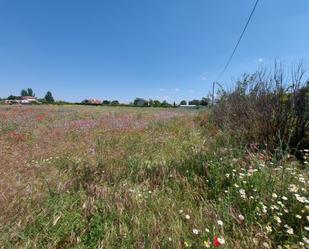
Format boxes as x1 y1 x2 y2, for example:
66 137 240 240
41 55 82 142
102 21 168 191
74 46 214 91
265 225 272 233
304 226 309 231
239 188 246 198
262 242 270 248
289 184 298 193
185 214 190 220
205 228 210 233
272 193 278 198
295 194 306 203
282 196 288 201
274 216 281 224
239 189 245 194
271 205 279 210
192 229 199 235
296 214 302 219
218 237 225 244
238 214 245 221
217 220 223 226
284 225 294 234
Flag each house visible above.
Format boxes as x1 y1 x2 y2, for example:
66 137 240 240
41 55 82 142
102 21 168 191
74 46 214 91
3 96 39 105
4 100 20 105
83 99 103 105
21 96 37 102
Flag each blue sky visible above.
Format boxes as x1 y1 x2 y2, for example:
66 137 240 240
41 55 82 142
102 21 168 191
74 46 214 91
0 0 308 103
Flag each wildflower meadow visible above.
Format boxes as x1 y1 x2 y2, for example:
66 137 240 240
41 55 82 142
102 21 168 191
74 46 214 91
0 105 308 248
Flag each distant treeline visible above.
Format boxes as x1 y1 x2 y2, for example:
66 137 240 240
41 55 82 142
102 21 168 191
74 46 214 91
81 97 210 107
1 89 210 108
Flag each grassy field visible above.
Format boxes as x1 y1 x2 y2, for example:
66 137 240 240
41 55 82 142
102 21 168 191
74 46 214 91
0 105 308 248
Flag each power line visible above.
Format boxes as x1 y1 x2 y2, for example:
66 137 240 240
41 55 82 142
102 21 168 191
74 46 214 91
217 0 260 81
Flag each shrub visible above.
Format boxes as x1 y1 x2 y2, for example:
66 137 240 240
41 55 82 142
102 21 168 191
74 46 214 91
212 62 309 156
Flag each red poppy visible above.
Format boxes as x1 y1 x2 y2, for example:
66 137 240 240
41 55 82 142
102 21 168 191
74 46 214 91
36 115 45 121
213 236 221 247
9 131 25 142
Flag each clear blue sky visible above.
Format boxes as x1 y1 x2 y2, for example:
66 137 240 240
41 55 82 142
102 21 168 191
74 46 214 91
0 0 308 103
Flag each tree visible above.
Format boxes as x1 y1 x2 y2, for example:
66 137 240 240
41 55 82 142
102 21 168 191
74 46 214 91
111 100 119 105
134 98 148 106
21 89 28 96
44 91 54 103
189 99 200 105
21 88 35 97
153 100 161 107
7 95 20 100
161 100 171 107
148 99 154 107
27 88 35 97
180 100 187 105
103 100 111 105
200 97 210 106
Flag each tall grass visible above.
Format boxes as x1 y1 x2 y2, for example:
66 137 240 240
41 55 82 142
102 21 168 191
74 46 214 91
212 62 308 157
0 103 308 248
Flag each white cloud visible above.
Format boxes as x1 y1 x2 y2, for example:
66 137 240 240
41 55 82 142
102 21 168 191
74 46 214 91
201 71 208 81
189 89 195 93
258 58 263 63
174 88 180 92
159 88 165 92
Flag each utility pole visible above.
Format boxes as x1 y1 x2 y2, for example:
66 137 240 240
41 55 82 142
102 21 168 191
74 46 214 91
212 82 224 106
212 82 215 106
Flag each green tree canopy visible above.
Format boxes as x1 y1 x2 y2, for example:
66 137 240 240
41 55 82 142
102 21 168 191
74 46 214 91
189 99 200 105
103 100 111 105
21 88 35 97
44 91 54 103
21 89 28 96
27 88 35 97
200 97 210 106
111 100 119 105
153 100 161 107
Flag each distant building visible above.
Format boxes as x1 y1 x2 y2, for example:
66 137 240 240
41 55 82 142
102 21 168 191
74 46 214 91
21 96 37 102
4 100 20 105
4 96 39 105
83 99 103 105
21 96 38 104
